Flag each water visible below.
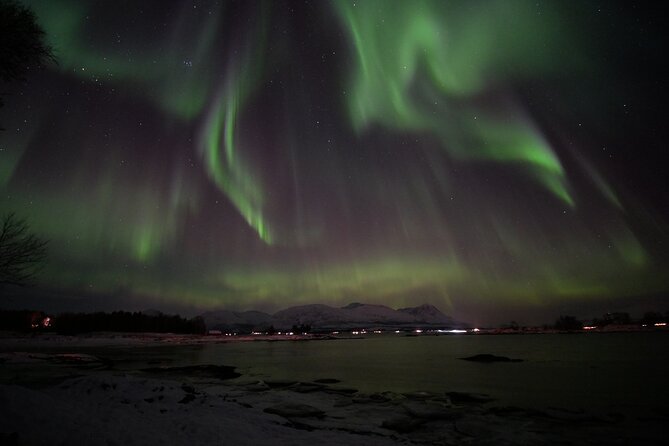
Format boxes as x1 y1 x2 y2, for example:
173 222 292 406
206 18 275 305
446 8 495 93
107 332 669 413
198 332 669 412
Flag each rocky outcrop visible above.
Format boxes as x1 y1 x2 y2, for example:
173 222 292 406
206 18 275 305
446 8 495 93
459 354 523 363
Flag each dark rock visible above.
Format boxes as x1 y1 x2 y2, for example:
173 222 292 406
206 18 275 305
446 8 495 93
181 384 196 394
402 402 460 420
402 391 438 400
351 396 376 404
142 364 241 380
368 393 392 402
264 403 325 418
459 354 523 363
244 382 270 392
291 383 326 393
323 386 358 395
366 393 395 404
264 379 297 388
381 416 425 433
352 395 386 404
446 391 495 404
376 391 404 402
352 392 393 404
178 394 196 404
313 378 340 384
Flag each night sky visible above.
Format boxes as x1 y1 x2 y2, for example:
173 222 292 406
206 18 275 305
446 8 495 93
1 0 667 324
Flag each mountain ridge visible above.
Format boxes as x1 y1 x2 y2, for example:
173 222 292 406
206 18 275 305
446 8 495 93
202 303 466 331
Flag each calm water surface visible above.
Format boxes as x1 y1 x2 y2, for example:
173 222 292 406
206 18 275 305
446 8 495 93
112 332 669 412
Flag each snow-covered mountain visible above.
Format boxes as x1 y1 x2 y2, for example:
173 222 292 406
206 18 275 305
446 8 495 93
397 303 457 325
273 304 348 327
341 303 417 324
202 303 465 331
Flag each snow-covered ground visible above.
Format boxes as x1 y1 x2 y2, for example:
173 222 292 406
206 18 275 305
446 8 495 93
0 337 667 445
0 332 320 349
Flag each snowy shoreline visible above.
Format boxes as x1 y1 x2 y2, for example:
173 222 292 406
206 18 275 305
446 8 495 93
1 335 667 445
0 331 334 349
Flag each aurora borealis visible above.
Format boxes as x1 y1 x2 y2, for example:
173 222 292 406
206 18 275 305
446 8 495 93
1 0 667 323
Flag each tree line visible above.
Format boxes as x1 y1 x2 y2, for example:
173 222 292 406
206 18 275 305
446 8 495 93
554 310 669 331
0 309 206 334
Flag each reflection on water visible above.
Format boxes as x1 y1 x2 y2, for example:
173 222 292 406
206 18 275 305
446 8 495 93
106 332 669 412
202 333 669 412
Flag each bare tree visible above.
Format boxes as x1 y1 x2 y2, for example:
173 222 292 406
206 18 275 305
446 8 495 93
0 0 55 119
0 0 54 83
0 213 48 286
0 2 52 286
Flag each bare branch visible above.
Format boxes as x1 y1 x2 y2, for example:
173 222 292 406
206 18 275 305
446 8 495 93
0 0 56 83
0 213 48 287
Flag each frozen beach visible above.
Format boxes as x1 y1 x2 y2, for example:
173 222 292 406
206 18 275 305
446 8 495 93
1 333 667 445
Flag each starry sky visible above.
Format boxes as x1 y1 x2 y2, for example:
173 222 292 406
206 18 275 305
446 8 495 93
1 0 667 324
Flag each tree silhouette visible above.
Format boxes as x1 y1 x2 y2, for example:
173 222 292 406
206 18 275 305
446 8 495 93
0 2 52 286
0 213 48 286
0 0 54 112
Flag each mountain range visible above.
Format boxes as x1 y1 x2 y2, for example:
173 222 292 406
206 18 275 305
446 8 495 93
201 303 466 332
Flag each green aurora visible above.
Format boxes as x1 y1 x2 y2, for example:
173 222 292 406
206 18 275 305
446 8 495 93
1 0 667 322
